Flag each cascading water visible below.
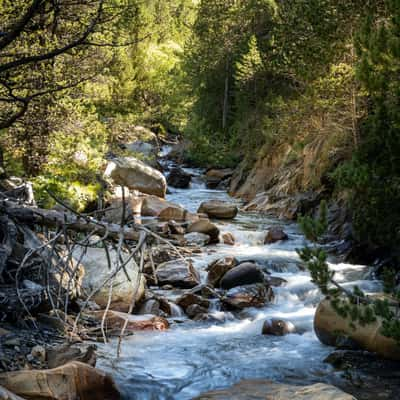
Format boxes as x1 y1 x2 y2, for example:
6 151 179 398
97 153 381 400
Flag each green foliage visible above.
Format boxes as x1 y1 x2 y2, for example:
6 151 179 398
298 200 328 242
332 0 400 253
298 201 400 345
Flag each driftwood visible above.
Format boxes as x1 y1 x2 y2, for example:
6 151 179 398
0 182 191 357
1 201 140 241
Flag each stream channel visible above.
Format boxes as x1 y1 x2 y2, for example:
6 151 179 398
97 155 380 400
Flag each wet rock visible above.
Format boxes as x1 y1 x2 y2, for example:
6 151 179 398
205 169 234 189
156 260 200 288
266 276 288 287
220 262 264 290
206 257 238 288
186 304 208 319
46 344 97 369
198 201 238 219
77 247 145 312
0 361 121 400
194 380 356 399
89 310 169 334
167 167 191 189
187 220 220 244
184 232 210 247
176 293 210 311
104 156 166 198
314 298 400 361
264 227 288 244
222 284 273 310
262 319 296 336
221 232 235 245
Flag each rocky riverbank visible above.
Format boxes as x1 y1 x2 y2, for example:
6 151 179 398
1 131 399 400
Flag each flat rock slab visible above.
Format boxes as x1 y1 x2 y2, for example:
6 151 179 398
194 380 356 400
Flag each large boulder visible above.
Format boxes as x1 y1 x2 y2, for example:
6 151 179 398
264 227 288 244
206 257 238 287
220 262 264 290
222 283 273 310
104 157 166 198
314 298 400 361
198 201 238 219
187 220 220 244
167 167 191 189
77 247 145 312
156 260 200 288
0 362 121 400
194 380 356 400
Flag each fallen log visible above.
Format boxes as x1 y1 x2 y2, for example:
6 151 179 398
1 201 140 241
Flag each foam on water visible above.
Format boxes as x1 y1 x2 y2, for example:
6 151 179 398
97 162 380 400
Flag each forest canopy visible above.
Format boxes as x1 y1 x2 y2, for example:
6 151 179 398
0 0 399 256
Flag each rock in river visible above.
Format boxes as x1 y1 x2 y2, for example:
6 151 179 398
198 200 238 219
206 256 238 288
194 380 356 400
262 318 296 336
222 283 273 310
187 220 220 244
104 156 166 198
220 262 264 290
264 226 288 244
0 361 121 400
176 293 210 311
221 232 235 245
184 232 210 247
156 260 200 288
167 167 191 188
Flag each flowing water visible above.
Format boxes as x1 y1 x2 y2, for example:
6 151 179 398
97 161 381 400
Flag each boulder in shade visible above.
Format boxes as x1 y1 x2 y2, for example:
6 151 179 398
220 262 264 290
156 260 200 288
222 283 273 309
167 167 191 189
206 257 238 287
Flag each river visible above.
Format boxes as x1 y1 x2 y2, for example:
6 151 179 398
97 163 380 399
